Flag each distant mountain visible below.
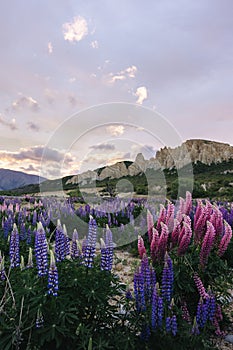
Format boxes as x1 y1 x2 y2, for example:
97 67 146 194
0 168 46 191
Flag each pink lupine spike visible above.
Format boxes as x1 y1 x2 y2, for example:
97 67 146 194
171 219 181 247
178 225 186 245
194 199 203 227
193 273 208 299
150 228 159 256
184 191 192 215
194 207 207 243
157 223 169 261
218 220 232 257
177 222 192 256
200 221 216 268
204 200 213 221
210 206 223 239
147 210 154 243
165 201 175 232
138 235 146 259
156 204 167 233
175 197 185 222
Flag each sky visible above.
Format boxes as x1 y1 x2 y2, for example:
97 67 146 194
0 0 233 179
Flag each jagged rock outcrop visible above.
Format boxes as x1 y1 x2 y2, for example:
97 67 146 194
65 139 233 185
98 162 128 180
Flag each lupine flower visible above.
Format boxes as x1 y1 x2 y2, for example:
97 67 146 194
171 219 181 247
125 283 133 300
134 268 146 312
161 253 174 303
27 247 33 268
138 235 146 258
200 221 216 267
193 273 208 299
150 228 159 262
71 229 81 259
184 191 192 216
147 210 154 242
0 253 6 281
191 317 200 335
166 317 171 333
181 301 191 324
157 223 169 261
177 222 192 256
196 297 208 328
105 225 114 270
157 296 164 328
34 222 48 276
55 220 65 262
165 201 175 232
140 323 151 342
63 224 70 257
48 250 59 296
36 309 44 329
156 204 167 233
83 217 97 268
212 303 224 336
151 283 159 329
218 220 232 257
9 223 20 268
208 291 216 322
210 206 223 239
171 315 178 336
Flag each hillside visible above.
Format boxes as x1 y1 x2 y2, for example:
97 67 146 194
0 168 46 191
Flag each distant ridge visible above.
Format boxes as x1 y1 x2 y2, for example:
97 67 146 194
0 168 46 191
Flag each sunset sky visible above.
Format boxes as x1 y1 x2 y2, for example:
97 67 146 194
0 0 232 179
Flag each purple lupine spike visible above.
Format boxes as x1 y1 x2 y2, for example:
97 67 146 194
196 297 209 328
55 220 65 262
177 222 192 256
83 217 97 268
165 201 175 232
166 317 171 333
34 222 48 276
200 221 216 267
147 209 154 243
191 317 200 335
71 229 81 259
181 301 191 324
208 291 216 322
134 268 146 312
105 225 114 270
193 273 208 299
157 296 164 328
9 223 20 268
218 220 232 257
138 235 146 259
63 224 70 257
0 252 6 280
171 315 177 336
48 250 59 296
151 283 159 329
161 253 174 303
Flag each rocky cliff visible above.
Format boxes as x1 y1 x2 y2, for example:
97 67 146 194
65 139 233 185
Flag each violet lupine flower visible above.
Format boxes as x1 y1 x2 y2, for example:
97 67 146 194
48 250 59 297
157 296 164 328
141 255 153 302
34 222 48 276
140 323 151 342
83 217 97 268
166 317 171 333
138 235 146 259
161 253 174 303
212 304 224 336
200 221 216 268
0 253 6 281
27 247 33 268
177 222 192 256
36 309 44 329
151 284 159 329
105 225 114 270
218 220 232 257
55 220 65 262
181 301 191 324
71 229 81 259
193 273 208 299
63 224 70 257
171 315 178 336
9 223 20 268
191 317 200 335
208 292 216 322
147 209 154 242
196 297 208 328
134 268 146 312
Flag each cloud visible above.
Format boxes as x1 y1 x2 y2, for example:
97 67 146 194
63 16 88 42
0 115 17 130
90 40 98 49
108 65 137 84
27 121 40 132
20 164 37 173
12 95 39 111
106 125 125 136
47 42 53 54
135 86 148 105
89 143 115 151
